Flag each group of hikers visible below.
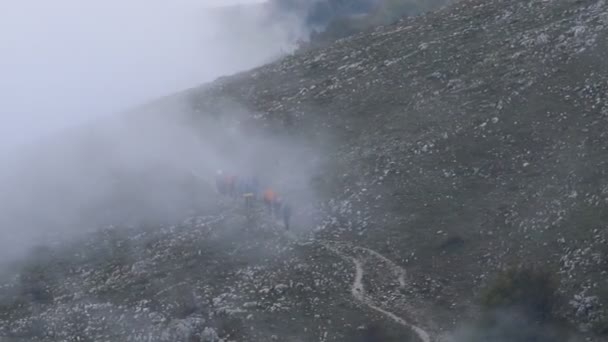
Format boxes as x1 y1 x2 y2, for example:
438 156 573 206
215 170 292 230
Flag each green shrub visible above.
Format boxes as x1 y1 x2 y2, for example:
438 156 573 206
19 263 54 304
463 312 568 342
592 317 608 335
437 235 465 252
480 267 558 322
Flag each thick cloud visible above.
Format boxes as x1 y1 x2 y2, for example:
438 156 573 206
0 0 309 261
0 0 299 152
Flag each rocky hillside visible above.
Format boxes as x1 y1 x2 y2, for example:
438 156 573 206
2 0 608 341
189 0 608 335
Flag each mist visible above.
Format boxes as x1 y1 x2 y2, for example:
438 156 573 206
0 0 303 151
0 0 316 261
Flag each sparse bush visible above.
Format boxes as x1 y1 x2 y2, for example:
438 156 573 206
166 290 200 319
19 264 54 304
361 324 384 342
592 317 608 335
214 313 246 340
460 268 569 342
437 235 465 251
480 267 558 322
591 286 608 335
18 246 57 304
297 0 453 51
459 311 569 342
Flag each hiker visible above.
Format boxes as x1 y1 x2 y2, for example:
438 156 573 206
250 176 260 199
282 202 292 231
273 197 283 220
215 170 225 195
263 188 276 214
241 178 255 208
243 191 254 208
236 177 246 197
226 175 237 198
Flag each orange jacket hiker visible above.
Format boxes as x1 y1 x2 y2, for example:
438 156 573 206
263 189 276 213
225 175 236 196
263 189 276 203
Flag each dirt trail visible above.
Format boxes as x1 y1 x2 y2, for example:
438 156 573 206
214 203 431 341
353 245 407 288
323 242 431 342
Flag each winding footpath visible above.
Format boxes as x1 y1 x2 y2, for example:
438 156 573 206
210 196 431 341
352 245 407 289
323 242 431 342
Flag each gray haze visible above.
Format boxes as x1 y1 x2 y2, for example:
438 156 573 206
0 0 312 261
0 0 301 152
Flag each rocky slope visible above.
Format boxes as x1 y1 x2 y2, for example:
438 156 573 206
0 200 423 341
2 0 608 340
188 0 608 336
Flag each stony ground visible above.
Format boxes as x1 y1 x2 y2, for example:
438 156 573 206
2 0 608 340
0 199 423 341
183 0 608 337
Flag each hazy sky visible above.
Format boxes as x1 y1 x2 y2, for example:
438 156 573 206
0 0 293 152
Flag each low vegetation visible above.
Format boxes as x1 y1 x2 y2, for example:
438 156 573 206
480 267 559 321
298 0 453 50
458 267 570 342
